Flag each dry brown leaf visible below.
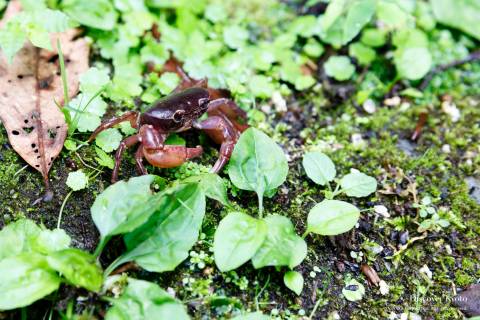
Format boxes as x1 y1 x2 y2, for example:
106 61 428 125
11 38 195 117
0 0 89 195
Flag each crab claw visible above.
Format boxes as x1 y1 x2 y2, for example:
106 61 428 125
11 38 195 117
143 145 203 169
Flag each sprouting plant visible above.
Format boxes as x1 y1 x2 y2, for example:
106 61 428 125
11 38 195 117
214 129 378 295
301 150 377 238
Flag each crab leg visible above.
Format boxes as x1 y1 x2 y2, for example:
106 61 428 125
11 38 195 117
207 98 248 132
88 111 139 143
112 134 141 183
193 116 238 173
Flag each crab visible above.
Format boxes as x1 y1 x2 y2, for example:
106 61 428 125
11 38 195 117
88 87 248 183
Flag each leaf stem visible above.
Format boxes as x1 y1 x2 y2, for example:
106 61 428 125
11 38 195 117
57 190 73 229
93 236 110 258
308 296 323 320
302 230 310 239
104 255 127 276
57 39 69 108
258 193 264 219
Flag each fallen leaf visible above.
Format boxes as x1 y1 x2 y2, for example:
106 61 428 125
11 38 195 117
360 264 381 286
0 0 89 194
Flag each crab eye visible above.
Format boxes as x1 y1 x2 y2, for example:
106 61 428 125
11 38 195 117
173 110 185 123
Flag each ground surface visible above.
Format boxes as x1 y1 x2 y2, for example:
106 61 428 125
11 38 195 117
1 58 479 320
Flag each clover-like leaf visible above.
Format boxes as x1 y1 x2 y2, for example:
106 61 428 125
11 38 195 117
302 151 336 186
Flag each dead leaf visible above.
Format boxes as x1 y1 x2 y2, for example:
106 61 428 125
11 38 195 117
360 264 381 286
0 0 89 194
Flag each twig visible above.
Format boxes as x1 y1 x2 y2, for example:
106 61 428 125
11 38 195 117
411 112 428 141
419 50 480 90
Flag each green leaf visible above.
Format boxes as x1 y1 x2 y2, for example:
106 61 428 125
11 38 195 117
302 151 336 186
248 75 275 99
95 128 123 153
431 0 480 41
91 175 156 240
0 19 26 63
307 200 360 236
228 128 288 211
223 25 249 49
376 0 411 29
340 171 377 197
342 278 365 302
67 93 108 132
105 278 190 320
0 220 71 259
214 212 267 272
251 215 307 269
182 173 229 206
113 183 205 273
349 42 376 66
157 72 180 95
66 169 88 191
324 56 355 81
284 271 304 295
62 0 118 30
342 0 376 44
394 47 432 81
80 67 110 94
0 254 61 310
360 28 387 47
95 147 115 169
0 219 41 259
232 312 270 320
46 249 103 292
32 229 71 254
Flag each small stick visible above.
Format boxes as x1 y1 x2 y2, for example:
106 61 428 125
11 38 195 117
411 112 428 141
419 50 480 90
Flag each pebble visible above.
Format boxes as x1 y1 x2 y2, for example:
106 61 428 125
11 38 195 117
363 99 376 114
441 100 461 122
384 96 401 107
374 205 390 217
419 264 433 279
272 91 287 113
441 144 451 154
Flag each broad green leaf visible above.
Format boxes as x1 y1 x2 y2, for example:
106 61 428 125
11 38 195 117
252 215 307 269
32 229 71 254
66 169 88 191
105 278 190 320
302 151 336 186
0 219 41 259
307 200 360 236
112 183 205 273
232 312 270 320
376 0 411 29
340 171 377 197
324 56 355 81
248 75 275 99
0 19 26 63
228 128 288 208
157 72 180 95
342 0 376 44
95 128 123 153
349 42 376 66
284 271 304 295
360 28 387 47
62 0 118 30
394 47 432 80
342 278 365 301
0 220 71 259
431 0 480 41
214 212 267 272
0 254 61 310
46 249 103 292
182 173 229 206
91 175 156 239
